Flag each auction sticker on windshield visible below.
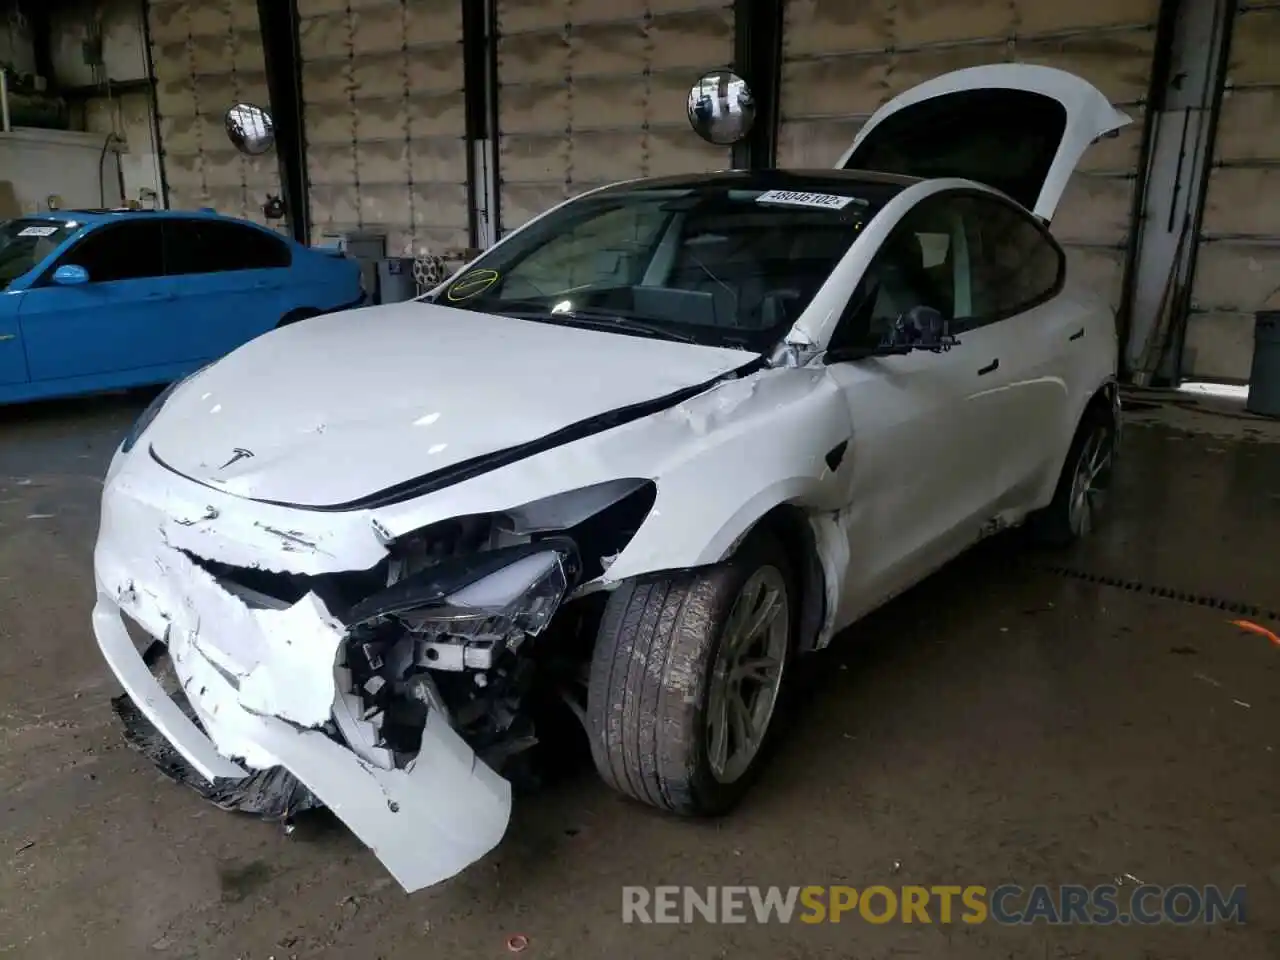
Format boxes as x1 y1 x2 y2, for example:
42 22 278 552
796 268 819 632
446 268 500 302
18 225 61 237
755 190 863 210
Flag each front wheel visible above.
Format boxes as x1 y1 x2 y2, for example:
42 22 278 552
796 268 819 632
585 530 795 816
1029 405 1116 546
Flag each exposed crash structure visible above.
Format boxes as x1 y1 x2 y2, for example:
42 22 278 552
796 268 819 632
93 64 1126 893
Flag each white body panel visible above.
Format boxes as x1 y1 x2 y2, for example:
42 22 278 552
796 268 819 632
147 304 750 507
91 66 1124 894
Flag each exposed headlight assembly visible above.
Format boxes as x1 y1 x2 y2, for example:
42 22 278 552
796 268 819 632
344 480 656 674
347 539 580 642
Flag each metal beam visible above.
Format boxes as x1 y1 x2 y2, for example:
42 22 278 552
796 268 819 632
462 0 500 248
1167 0 1240 384
139 0 170 209
257 0 310 245
25 0 55 85
731 0 784 169
1114 0 1181 374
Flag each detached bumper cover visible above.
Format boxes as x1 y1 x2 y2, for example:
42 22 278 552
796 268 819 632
92 449 512 892
111 692 321 820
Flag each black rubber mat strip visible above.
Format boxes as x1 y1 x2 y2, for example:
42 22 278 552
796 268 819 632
1033 563 1280 624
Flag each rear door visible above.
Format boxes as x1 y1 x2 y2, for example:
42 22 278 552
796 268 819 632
17 220 173 380
950 191 1077 508
162 217 293 359
837 64 1131 222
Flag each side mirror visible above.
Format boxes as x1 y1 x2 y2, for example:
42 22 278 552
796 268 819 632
52 264 90 286
884 305 957 353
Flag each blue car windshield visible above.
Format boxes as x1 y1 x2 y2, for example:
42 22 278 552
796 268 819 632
436 174 902 352
0 218 79 289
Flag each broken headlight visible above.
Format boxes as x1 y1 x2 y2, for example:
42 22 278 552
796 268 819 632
345 539 581 672
397 548 572 640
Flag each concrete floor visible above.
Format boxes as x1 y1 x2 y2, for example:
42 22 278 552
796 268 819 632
1 390 1277 959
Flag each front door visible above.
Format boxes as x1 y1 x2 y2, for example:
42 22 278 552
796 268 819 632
17 220 175 381
822 192 1009 627
0 292 28 386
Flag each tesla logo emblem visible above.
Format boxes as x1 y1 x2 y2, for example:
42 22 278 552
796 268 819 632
218 447 254 470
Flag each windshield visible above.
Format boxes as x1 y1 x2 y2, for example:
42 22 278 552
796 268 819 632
0 218 79 290
438 178 900 351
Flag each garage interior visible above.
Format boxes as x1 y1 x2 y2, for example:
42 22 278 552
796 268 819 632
1 0 1278 957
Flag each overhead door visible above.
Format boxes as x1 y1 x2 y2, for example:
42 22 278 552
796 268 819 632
297 0 469 257
494 0 735 234
1184 2 1280 383
147 0 280 224
777 0 1159 315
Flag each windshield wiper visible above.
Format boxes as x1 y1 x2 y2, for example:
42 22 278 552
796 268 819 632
501 308 698 344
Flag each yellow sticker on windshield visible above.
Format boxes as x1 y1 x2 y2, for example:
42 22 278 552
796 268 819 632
446 268 499 301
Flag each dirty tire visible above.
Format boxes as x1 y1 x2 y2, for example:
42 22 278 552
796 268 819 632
586 529 795 817
277 308 320 327
1029 403 1116 547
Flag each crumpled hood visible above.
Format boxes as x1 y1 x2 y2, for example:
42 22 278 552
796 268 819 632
146 302 750 508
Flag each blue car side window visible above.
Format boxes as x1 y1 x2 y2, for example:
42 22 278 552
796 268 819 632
163 219 292 276
43 221 165 285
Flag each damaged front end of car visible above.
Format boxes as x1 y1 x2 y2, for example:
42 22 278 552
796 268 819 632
94 465 656 891
327 477 656 780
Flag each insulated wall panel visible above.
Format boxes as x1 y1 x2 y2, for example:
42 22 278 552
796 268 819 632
297 0 467 257
495 0 734 233
778 0 1160 313
147 0 280 223
1185 2 1280 382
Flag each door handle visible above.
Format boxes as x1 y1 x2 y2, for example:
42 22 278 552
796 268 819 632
977 358 999 376
1069 328 1085 341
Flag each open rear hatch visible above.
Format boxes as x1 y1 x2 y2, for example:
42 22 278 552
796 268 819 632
836 64 1131 222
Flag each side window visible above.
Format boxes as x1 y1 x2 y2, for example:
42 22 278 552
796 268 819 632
959 195 1062 323
164 219 292 276
51 221 164 283
829 195 964 350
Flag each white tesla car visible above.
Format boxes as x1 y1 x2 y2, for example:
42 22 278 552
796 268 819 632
92 65 1124 892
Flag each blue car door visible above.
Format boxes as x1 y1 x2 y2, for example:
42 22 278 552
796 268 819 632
0 291 27 385
16 220 177 381
162 217 291 358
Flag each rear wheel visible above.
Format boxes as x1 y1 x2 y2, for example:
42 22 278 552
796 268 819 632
1030 404 1116 546
586 529 795 816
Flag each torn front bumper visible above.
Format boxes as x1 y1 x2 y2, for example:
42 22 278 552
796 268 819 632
91 449 512 892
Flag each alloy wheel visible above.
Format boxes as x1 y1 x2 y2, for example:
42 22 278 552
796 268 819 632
705 565 789 785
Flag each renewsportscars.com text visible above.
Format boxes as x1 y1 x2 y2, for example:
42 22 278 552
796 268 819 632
621 884 1247 926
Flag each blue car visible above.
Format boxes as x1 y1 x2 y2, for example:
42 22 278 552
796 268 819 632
0 209 363 405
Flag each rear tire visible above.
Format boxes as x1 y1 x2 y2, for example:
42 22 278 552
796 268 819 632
586 529 795 816
1029 404 1116 547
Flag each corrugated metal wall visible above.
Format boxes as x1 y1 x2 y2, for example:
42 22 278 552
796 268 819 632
296 0 469 257
494 0 735 234
147 0 280 223
777 0 1159 315
1184 2 1280 382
